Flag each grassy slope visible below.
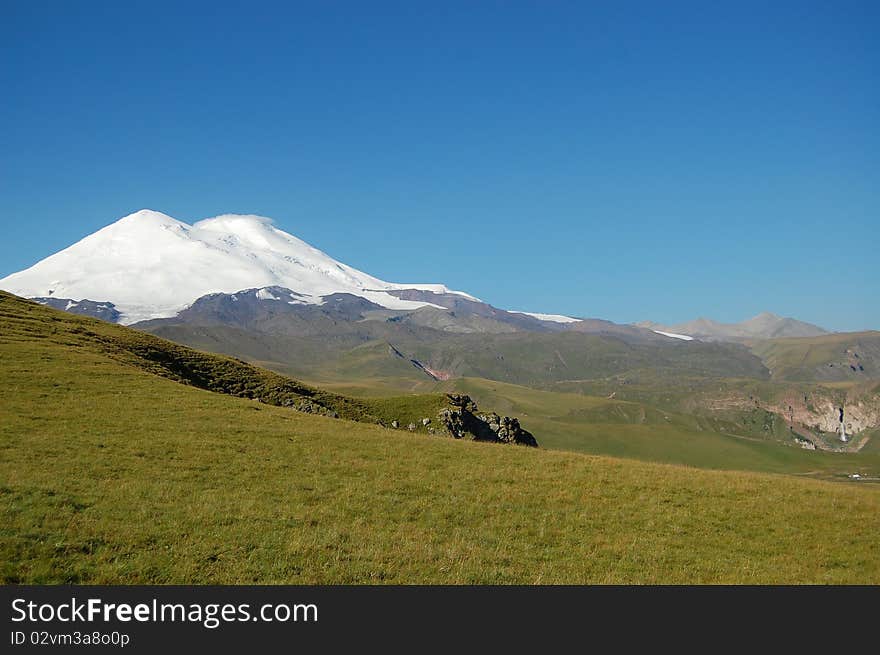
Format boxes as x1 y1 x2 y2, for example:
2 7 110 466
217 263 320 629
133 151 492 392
143 317 771 386
748 331 880 381
548 374 880 451
314 376 880 478
0 293 454 434
3 295 880 583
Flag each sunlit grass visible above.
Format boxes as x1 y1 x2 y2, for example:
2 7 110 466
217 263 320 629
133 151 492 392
2 293 879 584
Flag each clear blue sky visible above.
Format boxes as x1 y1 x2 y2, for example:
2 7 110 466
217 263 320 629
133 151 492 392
1 1 877 330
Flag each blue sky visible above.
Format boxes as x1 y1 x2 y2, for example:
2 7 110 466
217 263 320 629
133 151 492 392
1 1 877 330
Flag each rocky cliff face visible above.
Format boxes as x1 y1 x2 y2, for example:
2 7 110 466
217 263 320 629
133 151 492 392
768 388 880 438
698 384 880 451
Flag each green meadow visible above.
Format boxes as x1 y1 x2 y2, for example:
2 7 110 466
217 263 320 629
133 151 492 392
315 375 880 479
2 292 879 584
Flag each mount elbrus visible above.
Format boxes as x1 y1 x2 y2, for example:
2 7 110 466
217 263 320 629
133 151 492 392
0 209 824 340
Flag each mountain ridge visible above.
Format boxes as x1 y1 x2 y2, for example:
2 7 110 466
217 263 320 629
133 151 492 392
0 209 842 341
637 312 829 341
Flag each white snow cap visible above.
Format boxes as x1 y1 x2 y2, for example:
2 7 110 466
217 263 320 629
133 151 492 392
0 209 475 324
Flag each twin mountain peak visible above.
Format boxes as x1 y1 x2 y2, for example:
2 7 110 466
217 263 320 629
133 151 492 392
0 209 827 340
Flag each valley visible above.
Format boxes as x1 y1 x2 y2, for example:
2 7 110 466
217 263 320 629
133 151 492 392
136 296 880 463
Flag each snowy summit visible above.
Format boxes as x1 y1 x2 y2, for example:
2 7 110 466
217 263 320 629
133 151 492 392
0 209 477 324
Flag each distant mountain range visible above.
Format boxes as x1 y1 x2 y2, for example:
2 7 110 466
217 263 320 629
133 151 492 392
0 208 877 405
636 313 829 342
0 209 834 346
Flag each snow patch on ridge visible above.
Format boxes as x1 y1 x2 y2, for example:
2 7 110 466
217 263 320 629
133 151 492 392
510 311 580 324
653 330 694 341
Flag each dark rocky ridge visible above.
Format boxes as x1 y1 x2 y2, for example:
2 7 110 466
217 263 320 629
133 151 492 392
381 288 567 333
165 287 387 328
32 297 121 323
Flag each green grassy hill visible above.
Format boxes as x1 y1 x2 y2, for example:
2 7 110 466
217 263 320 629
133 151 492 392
323 376 880 478
747 331 880 381
0 292 472 436
2 292 880 583
142 312 771 385
140 300 880 460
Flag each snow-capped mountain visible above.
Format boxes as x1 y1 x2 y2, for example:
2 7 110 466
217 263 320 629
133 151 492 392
0 209 479 324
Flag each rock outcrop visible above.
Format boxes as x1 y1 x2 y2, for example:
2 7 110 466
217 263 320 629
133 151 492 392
281 397 339 418
437 394 538 447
